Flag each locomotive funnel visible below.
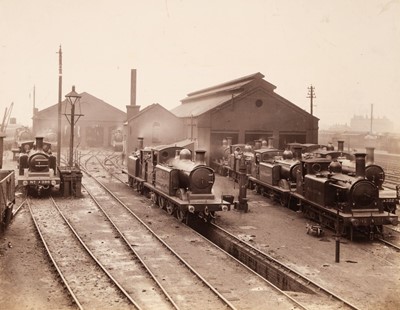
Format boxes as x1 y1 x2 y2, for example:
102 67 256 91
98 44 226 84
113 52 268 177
35 137 44 151
338 140 344 152
293 146 303 160
366 147 375 164
227 137 232 147
195 150 206 165
137 137 144 150
268 137 274 149
355 153 367 178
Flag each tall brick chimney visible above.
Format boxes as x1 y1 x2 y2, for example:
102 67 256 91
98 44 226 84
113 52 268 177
126 69 140 120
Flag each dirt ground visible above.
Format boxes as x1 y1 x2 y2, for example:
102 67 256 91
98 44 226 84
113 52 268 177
1 151 399 310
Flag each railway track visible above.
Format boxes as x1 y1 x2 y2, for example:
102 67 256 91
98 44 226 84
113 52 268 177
84 151 368 309
82 155 310 309
80 180 236 309
378 226 400 252
199 223 360 310
26 197 137 309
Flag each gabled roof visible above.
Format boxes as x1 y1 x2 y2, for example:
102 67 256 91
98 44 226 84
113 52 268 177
33 92 125 119
170 73 276 118
127 103 179 123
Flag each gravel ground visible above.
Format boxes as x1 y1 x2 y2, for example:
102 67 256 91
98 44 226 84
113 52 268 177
1 150 399 310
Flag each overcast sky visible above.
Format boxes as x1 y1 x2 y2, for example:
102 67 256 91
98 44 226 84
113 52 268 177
1 0 399 131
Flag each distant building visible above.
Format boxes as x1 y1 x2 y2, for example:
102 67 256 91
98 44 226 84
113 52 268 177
171 72 318 162
125 70 319 164
350 115 394 133
32 92 126 148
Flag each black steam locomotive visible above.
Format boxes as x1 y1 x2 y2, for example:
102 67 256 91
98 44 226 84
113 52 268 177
111 129 123 151
123 138 232 223
248 145 398 239
18 137 60 195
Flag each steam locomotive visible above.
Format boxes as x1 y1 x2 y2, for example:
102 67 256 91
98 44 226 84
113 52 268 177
123 138 232 223
247 143 398 239
111 129 123 151
18 137 60 195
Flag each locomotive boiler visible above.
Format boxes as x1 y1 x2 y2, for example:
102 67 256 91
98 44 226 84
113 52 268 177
111 129 124 151
124 139 232 223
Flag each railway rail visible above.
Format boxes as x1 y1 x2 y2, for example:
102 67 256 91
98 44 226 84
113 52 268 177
80 166 239 310
84 151 368 309
82 154 311 309
26 197 137 309
200 223 360 310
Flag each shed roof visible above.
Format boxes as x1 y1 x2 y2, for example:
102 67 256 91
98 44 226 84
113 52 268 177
33 92 125 120
170 72 276 118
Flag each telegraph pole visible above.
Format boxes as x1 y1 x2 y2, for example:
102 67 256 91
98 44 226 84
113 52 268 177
57 45 62 167
307 85 316 115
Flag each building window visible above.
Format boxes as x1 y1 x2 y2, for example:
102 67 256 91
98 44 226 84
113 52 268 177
255 99 263 108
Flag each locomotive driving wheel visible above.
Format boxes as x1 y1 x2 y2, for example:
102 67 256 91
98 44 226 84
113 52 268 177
166 201 175 215
158 196 167 209
176 208 187 222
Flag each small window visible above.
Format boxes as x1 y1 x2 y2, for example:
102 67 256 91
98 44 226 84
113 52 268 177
255 99 263 108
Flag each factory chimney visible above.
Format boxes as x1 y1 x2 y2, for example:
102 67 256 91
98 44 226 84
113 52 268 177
126 69 141 120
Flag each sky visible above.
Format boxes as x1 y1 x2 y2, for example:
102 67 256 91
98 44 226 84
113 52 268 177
1 0 399 131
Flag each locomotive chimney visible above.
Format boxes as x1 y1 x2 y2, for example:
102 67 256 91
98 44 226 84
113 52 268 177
355 153 367 178
338 140 344 152
293 146 303 160
366 147 375 164
254 140 261 150
0 134 4 169
267 137 274 149
36 137 44 151
195 150 206 165
137 137 144 150
227 137 232 147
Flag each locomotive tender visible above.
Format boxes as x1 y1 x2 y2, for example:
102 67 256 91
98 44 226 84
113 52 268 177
124 139 232 222
18 137 60 195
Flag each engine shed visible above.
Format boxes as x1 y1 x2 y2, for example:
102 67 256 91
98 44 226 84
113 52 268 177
171 72 319 164
32 92 126 148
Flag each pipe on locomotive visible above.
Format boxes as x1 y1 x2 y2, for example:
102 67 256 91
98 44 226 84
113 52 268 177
267 137 274 149
195 150 206 165
355 153 367 178
337 140 344 152
35 137 44 152
293 146 303 161
227 137 232 147
137 137 144 150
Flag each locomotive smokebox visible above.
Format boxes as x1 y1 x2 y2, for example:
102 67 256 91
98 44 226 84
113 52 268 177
195 150 206 165
35 137 44 151
137 137 144 150
366 147 375 164
355 153 367 178
338 140 344 152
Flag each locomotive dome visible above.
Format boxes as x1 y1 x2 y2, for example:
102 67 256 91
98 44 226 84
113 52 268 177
282 149 294 160
244 145 252 152
179 149 192 160
328 160 342 173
